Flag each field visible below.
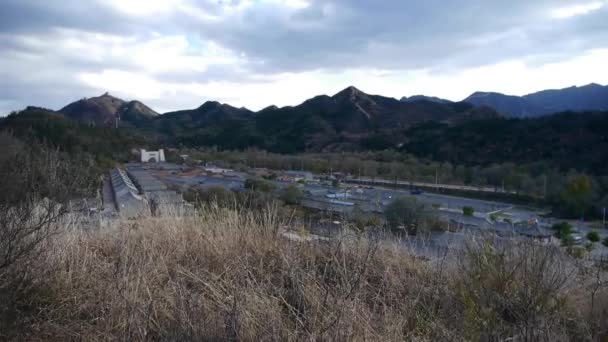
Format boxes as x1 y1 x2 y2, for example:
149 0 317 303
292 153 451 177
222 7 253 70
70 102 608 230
2 206 607 341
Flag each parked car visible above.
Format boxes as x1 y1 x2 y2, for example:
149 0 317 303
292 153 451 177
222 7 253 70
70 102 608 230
571 234 584 245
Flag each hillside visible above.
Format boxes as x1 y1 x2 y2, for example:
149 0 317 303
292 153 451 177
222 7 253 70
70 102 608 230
12 85 608 170
249 86 496 152
60 93 159 127
399 111 608 174
464 83 608 117
0 107 150 164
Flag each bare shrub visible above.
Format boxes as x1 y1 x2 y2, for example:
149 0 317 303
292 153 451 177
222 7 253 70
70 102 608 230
456 238 581 341
0 133 95 333
3 202 606 340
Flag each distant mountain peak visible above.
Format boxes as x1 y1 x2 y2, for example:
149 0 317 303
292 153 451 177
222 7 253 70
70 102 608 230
198 101 222 110
262 105 279 111
333 86 366 99
59 94 158 126
401 95 452 104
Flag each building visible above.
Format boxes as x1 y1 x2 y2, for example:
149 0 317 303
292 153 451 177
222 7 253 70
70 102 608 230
141 149 166 163
109 168 149 218
126 165 191 216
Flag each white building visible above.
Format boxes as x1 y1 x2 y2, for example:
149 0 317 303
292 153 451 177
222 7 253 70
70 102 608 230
141 149 166 163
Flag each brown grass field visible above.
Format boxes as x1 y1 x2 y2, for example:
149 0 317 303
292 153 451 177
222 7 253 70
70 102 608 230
2 205 607 341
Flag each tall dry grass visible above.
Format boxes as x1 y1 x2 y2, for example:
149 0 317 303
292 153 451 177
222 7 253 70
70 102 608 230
4 205 607 341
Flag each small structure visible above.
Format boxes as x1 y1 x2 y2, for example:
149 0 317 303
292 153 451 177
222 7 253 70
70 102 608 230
141 149 166 163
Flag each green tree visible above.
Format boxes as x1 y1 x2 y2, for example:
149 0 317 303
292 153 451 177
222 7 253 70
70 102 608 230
586 231 600 243
280 185 303 205
552 222 573 244
462 206 475 217
603 237 608 247
244 178 276 193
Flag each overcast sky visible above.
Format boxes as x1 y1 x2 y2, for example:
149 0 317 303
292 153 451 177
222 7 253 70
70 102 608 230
1 0 607 114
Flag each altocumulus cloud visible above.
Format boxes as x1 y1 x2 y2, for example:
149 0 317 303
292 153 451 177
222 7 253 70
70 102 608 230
0 0 607 114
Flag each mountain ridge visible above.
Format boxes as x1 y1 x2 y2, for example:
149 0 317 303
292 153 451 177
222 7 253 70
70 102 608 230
463 83 608 117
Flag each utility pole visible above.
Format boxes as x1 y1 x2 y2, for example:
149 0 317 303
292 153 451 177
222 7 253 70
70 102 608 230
435 168 438 191
603 207 606 229
543 175 547 199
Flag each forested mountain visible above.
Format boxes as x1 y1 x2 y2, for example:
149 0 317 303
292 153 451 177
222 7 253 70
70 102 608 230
4 85 608 174
0 107 150 165
399 111 608 174
51 86 495 152
464 83 608 117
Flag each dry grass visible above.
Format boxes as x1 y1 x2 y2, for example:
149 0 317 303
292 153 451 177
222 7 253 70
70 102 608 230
4 205 608 341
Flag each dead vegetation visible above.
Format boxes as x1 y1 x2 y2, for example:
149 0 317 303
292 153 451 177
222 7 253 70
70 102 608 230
1 204 607 341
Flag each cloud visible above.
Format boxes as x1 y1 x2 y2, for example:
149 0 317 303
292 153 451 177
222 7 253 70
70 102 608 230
0 0 607 114
550 1 605 19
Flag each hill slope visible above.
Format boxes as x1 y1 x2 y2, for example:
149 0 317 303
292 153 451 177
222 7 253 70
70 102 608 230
0 107 149 163
60 93 159 127
399 111 608 173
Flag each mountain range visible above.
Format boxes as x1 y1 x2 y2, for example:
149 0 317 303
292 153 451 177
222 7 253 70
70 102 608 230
51 83 608 129
399 83 608 118
2 84 608 173
463 83 608 117
44 86 496 152
3 82 607 154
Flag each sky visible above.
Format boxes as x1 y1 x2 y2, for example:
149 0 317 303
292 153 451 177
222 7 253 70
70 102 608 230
1 0 607 114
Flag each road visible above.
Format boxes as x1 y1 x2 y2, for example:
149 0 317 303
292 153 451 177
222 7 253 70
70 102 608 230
347 176 518 195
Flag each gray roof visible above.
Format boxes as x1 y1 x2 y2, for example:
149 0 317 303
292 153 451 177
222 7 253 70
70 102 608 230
110 168 148 217
126 167 169 192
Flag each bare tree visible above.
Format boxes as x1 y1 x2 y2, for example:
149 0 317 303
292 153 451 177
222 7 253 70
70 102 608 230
0 133 95 293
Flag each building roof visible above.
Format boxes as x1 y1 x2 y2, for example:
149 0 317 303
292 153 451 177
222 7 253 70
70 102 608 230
109 168 148 217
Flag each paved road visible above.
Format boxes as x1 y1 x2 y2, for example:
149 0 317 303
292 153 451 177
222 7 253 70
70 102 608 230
347 176 518 195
